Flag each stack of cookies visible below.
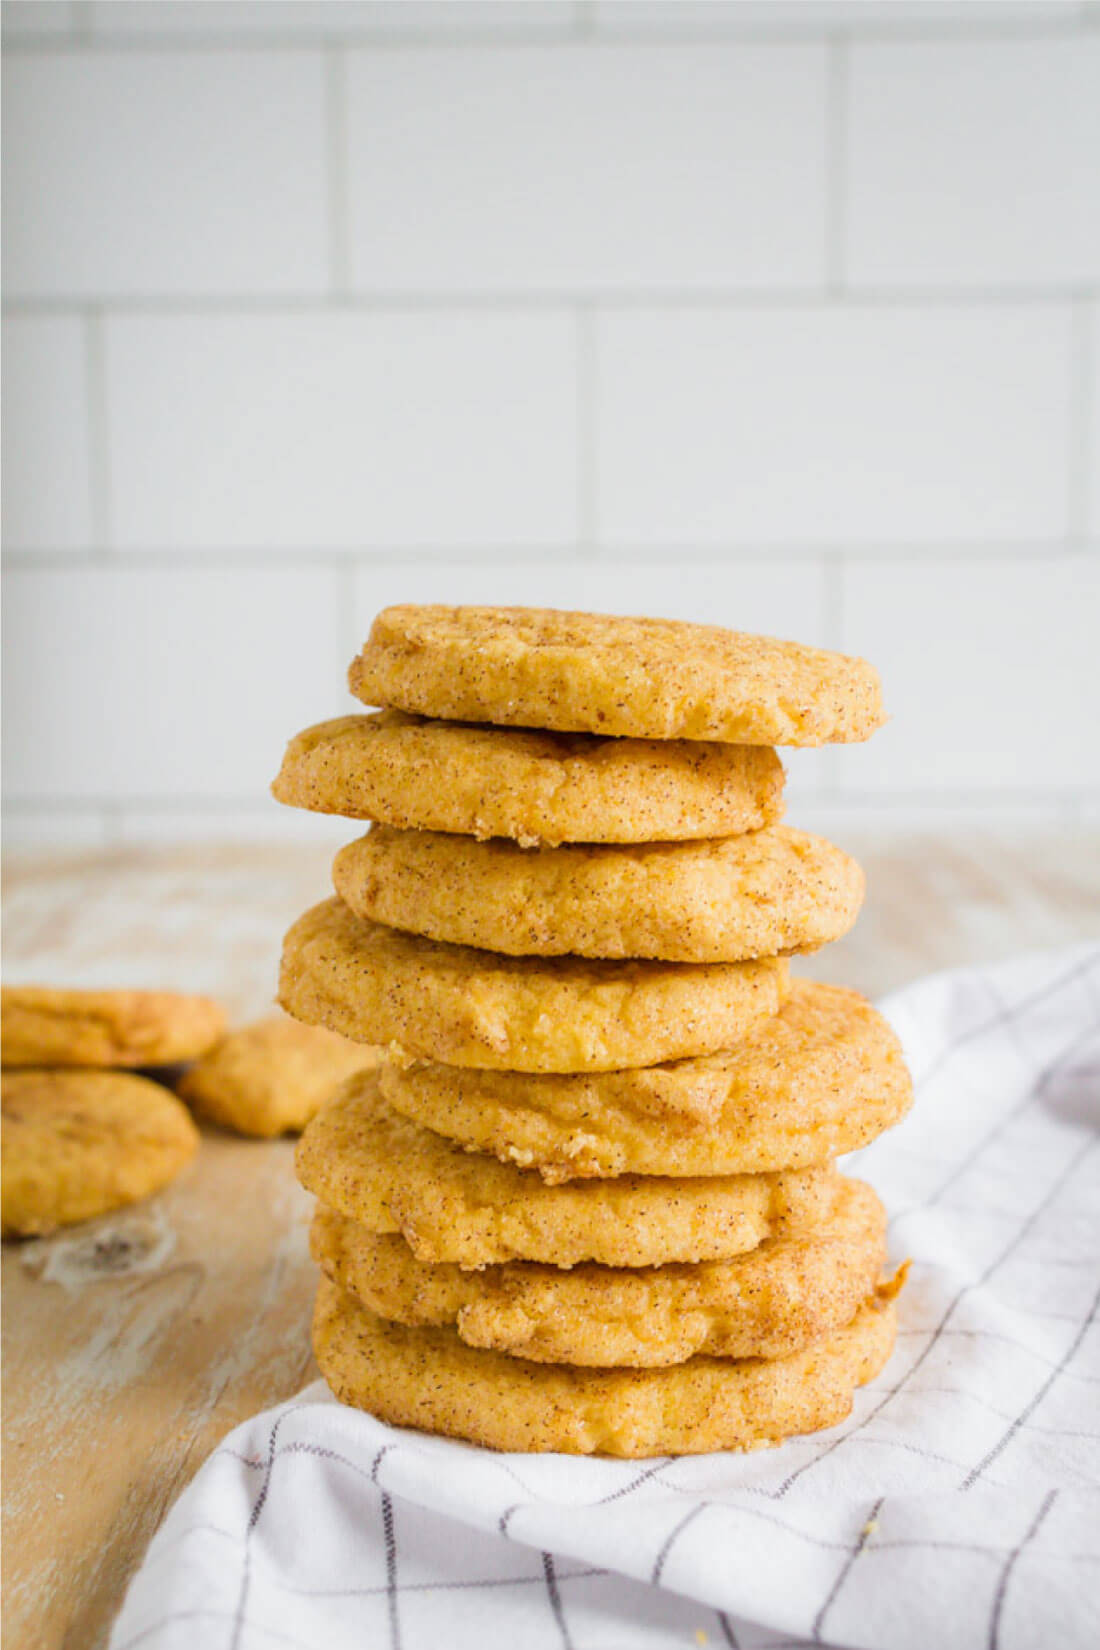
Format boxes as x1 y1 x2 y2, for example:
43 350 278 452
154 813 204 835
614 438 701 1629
274 606 913 1458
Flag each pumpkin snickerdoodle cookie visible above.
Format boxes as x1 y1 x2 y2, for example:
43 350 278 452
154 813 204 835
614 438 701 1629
1 1069 199 1236
2 985 225 1070
280 898 788 1073
348 606 885 746
178 1015 380 1138
381 981 912 1182
312 1278 901 1456
311 1176 888 1367
296 1073 837 1270
273 712 785 846
334 823 864 963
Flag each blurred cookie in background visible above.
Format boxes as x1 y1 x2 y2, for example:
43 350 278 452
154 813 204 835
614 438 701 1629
179 1014 380 1139
2 985 225 1070
2 1069 199 1237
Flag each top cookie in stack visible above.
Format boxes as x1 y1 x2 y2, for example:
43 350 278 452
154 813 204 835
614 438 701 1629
275 605 911 1457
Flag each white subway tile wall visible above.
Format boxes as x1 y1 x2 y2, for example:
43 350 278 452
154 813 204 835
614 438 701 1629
589 4 1090 30
594 306 1074 545
2 566 345 800
1088 301 1100 532
2 49 331 299
2 315 93 550
845 35 1100 289
2 0 1098 850
0 1 72 36
87 2 579 37
344 44 829 292
104 311 579 549
835 552 1100 795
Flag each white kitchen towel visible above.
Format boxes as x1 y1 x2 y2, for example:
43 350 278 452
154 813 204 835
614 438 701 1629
110 946 1100 1650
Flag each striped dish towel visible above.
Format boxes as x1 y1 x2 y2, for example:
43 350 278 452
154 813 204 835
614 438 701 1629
111 944 1100 1650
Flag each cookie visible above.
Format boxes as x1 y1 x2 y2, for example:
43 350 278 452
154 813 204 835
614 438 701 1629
334 824 864 963
177 1015 381 1138
2 985 225 1070
295 1072 837 1269
381 981 913 1182
2 1069 200 1237
280 897 788 1073
272 712 785 847
348 606 885 746
311 1176 887 1367
313 1278 901 1456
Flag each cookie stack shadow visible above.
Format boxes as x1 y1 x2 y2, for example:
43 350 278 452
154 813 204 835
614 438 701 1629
274 605 913 1458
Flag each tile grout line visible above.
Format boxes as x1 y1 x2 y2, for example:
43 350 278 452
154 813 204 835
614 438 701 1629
1067 297 1094 541
3 545 1091 572
100 803 124 847
5 289 1097 316
574 304 597 555
824 553 845 652
339 562 360 664
573 1 595 42
2 20 1093 52
824 34 849 296
324 44 352 298
83 306 113 551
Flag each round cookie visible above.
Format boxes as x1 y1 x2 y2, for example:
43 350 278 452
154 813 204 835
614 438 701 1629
272 712 785 846
348 605 885 746
280 897 788 1073
2 985 225 1070
2 1069 200 1237
313 1278 901 1456
296 1073 837 1269
381 982 912 1182
334 824 864 963
311 1177 887 1367
178 1015 381 1138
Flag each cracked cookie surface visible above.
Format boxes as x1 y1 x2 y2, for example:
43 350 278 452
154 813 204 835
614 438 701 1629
311 1177 888 1367
348 605 885 746
380 981 912 1181
280 897 788 1073
273 711 785 845
178 1014 380 1138
296 1073 837 1270
312 1278 901 1455
2 985 225 1069
334 823 864 962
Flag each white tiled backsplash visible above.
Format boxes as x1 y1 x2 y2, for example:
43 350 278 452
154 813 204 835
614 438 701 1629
3 0 1098 848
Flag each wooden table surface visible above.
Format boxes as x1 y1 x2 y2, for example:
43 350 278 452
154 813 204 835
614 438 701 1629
3 832 1099 1650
